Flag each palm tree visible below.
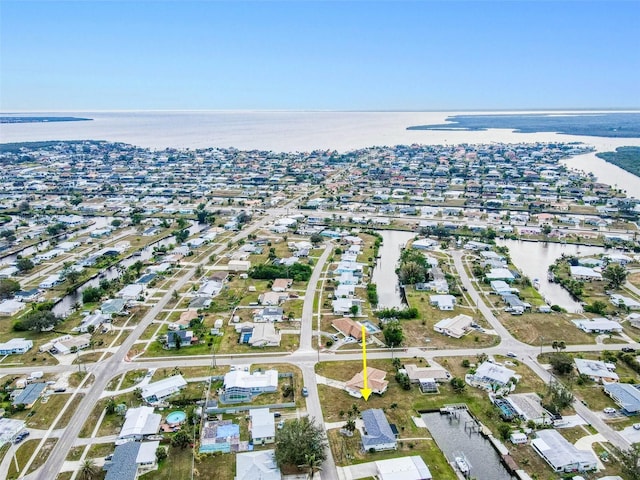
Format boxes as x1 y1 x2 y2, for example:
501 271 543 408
299 453 323 480
79 459 98 480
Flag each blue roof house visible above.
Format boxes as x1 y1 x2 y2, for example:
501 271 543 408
361 409 397 452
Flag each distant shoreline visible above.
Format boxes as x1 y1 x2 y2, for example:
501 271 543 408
0 116 93 124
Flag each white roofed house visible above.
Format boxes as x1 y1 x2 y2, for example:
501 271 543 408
117 284 144 301
569 266 602 281
221 369 279 404
249 408 275 445
532 429 597 473
429 294 456 311
610 294 640 310
467 361 516 390
574 358 618 383
235 450 281 480
0 338 33 355
572 318 622 334
0 300 26 317
247 323 281 347
118 406 161 441
253 306 284 322
75 311 110 333
141 375 187 404
433 314 473 338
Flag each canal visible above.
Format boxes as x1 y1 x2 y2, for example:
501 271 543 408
371 230 416 309
496 239 609 312
421 410 516 480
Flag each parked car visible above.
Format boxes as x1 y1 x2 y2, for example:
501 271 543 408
603 407 616 414
273 412 281 418
302 387 309 397
633 423 640 430
622 347 636 353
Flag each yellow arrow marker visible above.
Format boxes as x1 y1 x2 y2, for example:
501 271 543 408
360 325 372 401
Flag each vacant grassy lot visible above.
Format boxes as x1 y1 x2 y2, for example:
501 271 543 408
499 311 595 345
328 429 456 478
145 445 235 480
7 438 57 478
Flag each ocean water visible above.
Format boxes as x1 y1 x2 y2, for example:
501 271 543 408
1 110 639 193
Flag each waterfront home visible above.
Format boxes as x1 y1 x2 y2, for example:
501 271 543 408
374 456 432 480
361 409 397 452
572 318 623 333
235 450 281 480
610 294 640 310
117 284 144 301
574 359 618 383
506 393 553 425
141 375 187 404
486 268 515 282
117 406 161 441
433 314 473 338
569 266 602 281
490 280 513 295
249 408 275 445
220 369 278 403
0 338 33 355
39 273 62 289
345 368 388 398
532 430 597 473
74 311 110 333
467 361 515 389
603 383 640 415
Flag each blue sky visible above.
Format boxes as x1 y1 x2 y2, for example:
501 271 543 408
1 1 639 111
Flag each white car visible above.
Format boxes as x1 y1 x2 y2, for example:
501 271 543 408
633 423 640 430
603 407 616 414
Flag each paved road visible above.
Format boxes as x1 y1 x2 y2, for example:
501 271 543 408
5 209 637 478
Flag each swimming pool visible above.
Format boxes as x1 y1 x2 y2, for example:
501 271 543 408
494 399 517 420
166 410 187 425
360 320 380 334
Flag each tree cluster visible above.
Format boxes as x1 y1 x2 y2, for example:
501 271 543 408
249 263 312 282
274 417 327 469
14 309 61 332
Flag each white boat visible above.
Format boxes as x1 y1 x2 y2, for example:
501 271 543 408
455 456 470 474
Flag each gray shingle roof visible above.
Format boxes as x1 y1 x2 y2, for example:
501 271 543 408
361 409 396 449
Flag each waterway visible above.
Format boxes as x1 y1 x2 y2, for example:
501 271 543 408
496 239 609 312
421 410 515 480
371 230 416 309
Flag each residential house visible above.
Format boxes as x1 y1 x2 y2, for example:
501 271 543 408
574 359 618 383
0 418 26 447
228 260 251 272
249 408 275 445
74 312 110 333
13 289 42 303
345 368 388 398
166 330 197 349
332 317 363 341
141 375 187 404
51 334 91 355
532 430 597 473
258 291 288 306
572 318 623 334
433 314 473 339
39 274 62 289
0 300 27 317
610 294 640 310
0 338 33 355
247 324 281 347
604 383 640 415
253 307 284 323
104 440 160 480
221 369 279 404
361 409 397 452
332 297 362 316
271 278 292 292
117 406 161 441
117 284 144 301
199 420 242 453
101 298 127 315
569 266 602 281
485 268 515 282
374 456 432 480
235 450 281 480
490 281 513 295
403 364 450 384
12 382 46 408
429 294 456 311
506 393 553 425
468 362 515 389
